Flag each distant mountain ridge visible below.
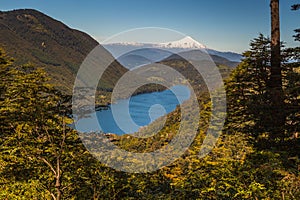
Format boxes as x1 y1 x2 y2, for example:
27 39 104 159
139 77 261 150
206 49 243 63
103 36 206 52
0 9 127 94
104 36 241 70
103 36 242 63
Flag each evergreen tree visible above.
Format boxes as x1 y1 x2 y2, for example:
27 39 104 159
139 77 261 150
291 4 300 42
226 33 300 143
225 34 271 140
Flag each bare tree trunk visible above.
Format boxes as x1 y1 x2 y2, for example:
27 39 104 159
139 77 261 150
93 186 99 200
270 0 281 87
55 156 62 200
269 0 284 139
40 156 62 200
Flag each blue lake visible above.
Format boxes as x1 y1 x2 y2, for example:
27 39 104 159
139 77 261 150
75 85 190 135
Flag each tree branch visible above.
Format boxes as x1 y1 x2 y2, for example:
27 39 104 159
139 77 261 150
50 192 56 200
38 156 57 176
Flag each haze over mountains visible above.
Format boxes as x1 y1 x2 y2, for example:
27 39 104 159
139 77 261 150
103 36 242 70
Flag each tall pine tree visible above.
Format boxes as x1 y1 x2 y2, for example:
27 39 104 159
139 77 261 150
269 0 285 139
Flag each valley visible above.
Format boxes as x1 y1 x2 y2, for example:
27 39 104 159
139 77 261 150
0 3 299 200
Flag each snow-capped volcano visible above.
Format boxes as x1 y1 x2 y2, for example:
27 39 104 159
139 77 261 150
103 36 208 59
103 36 242 66
104 36 206 50
158 36 206 49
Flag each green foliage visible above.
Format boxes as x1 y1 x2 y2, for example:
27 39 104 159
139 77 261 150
0 30 300 199
291 4 300 11
0 48 101 199
292 4 300 41
225 34 271 139
0 179 51 200
225 34 300 142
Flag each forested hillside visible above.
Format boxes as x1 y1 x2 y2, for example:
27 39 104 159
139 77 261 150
1 31 299 198
0 9 128 94
0 3 300 200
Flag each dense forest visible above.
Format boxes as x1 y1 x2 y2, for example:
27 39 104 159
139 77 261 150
0 2 300 200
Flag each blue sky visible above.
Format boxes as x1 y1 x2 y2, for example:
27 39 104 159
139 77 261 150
1 0 299 53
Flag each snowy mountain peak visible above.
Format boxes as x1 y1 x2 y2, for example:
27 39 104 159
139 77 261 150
104 36 206 49
103 36 242 63
159 36 207 49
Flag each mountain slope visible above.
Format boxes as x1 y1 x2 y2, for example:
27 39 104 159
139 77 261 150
116 48 172 70
164 50 239 68
0 9 127 94
206 49 242 62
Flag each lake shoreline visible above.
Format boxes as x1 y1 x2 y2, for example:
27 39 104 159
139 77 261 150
76 85 191 135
